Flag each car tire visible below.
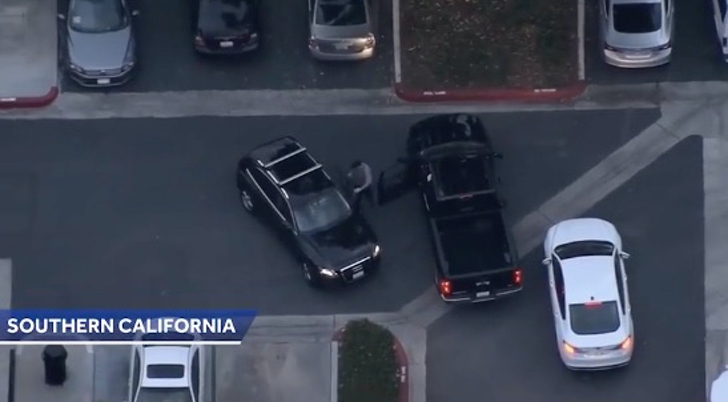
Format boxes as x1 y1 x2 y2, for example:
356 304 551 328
239 190 255 213
302 262 322 288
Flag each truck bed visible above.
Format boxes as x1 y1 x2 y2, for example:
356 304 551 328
434 212 512 276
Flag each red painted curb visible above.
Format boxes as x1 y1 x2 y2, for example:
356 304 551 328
333 326 409 402
394 81 587 103
0 86 59 109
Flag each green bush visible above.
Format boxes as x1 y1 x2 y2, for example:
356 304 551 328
338 319 398 402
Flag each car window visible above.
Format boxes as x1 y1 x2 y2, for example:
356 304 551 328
614 254 626 314
315 0 366 26
569 301 621 335
191 350 200 402
69 0 128 33
147 364 185 378
431 155 493 198
136 388 194 402
291 188 351 232
552 258 566 319
250 169 278 205
272 193 293 223
613 3 662 33
554 240 614 260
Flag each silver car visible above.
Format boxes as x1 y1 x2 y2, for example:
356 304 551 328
599 0 674 68
59 0 138 87
308 0 375 61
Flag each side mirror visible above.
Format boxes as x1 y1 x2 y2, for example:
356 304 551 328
492 152 504 159
619 251 630 260
57 14 66 20
131 10 140 16
541 257 552 266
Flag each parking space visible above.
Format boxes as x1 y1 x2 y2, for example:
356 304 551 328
426 136 705 402
585 0 728 84
0 110 656 315
56 0 393 93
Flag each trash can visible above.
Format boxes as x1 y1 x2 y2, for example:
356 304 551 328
42 345 67 385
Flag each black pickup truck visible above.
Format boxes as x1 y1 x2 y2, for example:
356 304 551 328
378 114 522 303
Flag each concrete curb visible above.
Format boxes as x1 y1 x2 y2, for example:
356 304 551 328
393 82 587 103
332 324 410 402
0 87 58 109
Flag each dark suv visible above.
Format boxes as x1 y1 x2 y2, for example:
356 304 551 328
236 137 381 287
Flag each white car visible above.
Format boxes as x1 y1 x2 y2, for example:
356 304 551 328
542 218 634 370
129 334 205 402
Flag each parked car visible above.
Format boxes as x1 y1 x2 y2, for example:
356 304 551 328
599 0 673 68
307 0 376 60
710 0 728 62
192 0 260 54
58 0 139 87
541 218 634 370
236 136 381 287
128 333 205 402
378 114 522 303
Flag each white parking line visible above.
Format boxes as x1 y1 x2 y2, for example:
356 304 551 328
578 0 585 81
392 0 402 84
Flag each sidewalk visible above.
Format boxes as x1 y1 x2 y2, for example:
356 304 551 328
0 0 58 108
13 345 93 402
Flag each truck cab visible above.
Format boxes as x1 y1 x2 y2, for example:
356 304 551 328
378 114 523 303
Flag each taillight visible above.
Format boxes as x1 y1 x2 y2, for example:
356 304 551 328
438 279 451 296
563 342 576 354
655 41 671 51
620 336 633 350
194 34 204 46
604 44 618 51
364 33 375 48
513 269 522 285
308 37 317 49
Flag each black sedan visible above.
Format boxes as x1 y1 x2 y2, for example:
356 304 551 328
192 0 260 54
236 137 381 287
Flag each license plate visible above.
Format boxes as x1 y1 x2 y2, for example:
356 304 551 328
476 291 491 298
334 43 348 50
97 78 110 85
220 41 234 48
353 271 364 280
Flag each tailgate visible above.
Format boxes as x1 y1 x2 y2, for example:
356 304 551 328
440 268 522 302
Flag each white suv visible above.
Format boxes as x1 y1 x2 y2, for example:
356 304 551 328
542 218 634 370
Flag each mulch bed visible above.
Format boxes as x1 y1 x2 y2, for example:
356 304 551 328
335 319 408 402
399 0 579 90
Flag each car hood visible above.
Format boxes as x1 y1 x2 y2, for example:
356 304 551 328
311 23 371 40
67 27 132 70
300 215 376 269
605 29 668 50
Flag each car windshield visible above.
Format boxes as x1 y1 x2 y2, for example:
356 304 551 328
292 188 351 232
315 0 366 26
569 301 621 335
613 3 662 33
554 240 614 260
136 388 193 402
69 0 128 33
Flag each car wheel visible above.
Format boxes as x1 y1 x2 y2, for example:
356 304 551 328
302 262 321 288
240 190 255 213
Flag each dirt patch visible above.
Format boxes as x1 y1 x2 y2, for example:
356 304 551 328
399 0 579 90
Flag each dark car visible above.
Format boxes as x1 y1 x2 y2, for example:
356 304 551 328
192 0 260 54
236 137 381 287
378 114 522 303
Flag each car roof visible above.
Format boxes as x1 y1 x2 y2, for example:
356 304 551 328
550 218 617 247
141 346 191 388
247 136 329 188
561 256 619 304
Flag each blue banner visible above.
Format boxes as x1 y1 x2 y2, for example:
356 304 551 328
0 310 257 344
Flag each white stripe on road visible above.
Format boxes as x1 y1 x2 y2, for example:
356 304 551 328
577 0 585 81
392 0 402 84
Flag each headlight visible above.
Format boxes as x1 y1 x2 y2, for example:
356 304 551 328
364 33 375 48
308 37 317 49
250 32 258 40
372 245 381 257
319 268 337 278
68 63 82 72
122 42 135 70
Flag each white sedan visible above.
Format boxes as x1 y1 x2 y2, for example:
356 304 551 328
129 334 205 402
542 218 634 370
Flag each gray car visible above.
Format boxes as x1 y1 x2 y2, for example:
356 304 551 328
59 0 138 87
308 0 375 61
599 0 674 68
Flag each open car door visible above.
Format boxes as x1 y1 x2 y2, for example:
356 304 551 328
377 160 416 205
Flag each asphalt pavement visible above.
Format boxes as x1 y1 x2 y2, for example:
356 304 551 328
426 135 704 402
585 0 728 84
0 110 657 315
56 0 393 93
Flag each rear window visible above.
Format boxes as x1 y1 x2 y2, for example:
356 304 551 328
432 155 492 198
69 0 128 33
613 3 662 33
569 301 621 335
147 364 185 379
315 0 367 26
554 240 614 260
